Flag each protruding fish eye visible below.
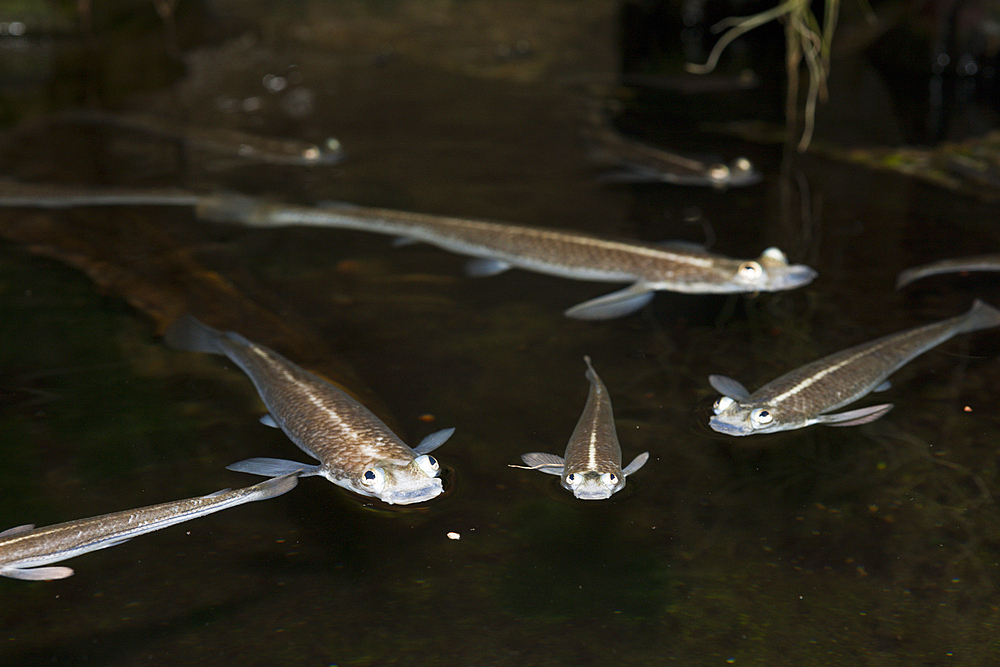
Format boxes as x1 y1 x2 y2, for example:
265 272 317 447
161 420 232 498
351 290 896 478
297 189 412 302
360 467 386 490
415 454 440 477
707 163 730 184
713 395 735 415
601 472 619 487
738 261 763 281
750 408 773 426
566 473 580 486
301 145 322 161
325 137 342 152
731 157 753 174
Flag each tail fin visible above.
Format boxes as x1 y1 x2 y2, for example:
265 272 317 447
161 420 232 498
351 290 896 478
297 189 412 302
163 314 225 355
958 299 1000 334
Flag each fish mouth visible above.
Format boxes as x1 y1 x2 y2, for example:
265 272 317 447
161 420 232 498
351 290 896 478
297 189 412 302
383 479 444 505
708 416 752 436
770 265 818 290
574 489 614 500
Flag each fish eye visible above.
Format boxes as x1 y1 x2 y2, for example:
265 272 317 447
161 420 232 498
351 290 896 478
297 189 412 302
325 137 342 152
566 473 580 485
738 261 763 281
415 454 440 476
732 157 753 174
601 472 619 487
301 146 321 161
750 408 773 426
713 396 735 415
707 163 730 184
360 468 386 490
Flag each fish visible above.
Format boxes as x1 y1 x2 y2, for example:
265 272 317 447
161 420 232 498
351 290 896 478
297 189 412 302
586 123 762 188
57 110 345 166
514 356 648 499
164 315 453 505
896 255 1000 289
194 193 817 320
0 473 298 581
708 299 1000 436
0 180 204 208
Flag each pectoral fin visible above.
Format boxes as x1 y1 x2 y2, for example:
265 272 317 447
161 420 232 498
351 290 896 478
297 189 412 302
465 258 511 277
708 374 751 400
414 427 455 454
1 565 75 581
873 381 891 392
622 452 650 476
259 414 280 428
515 452 565 475
816 403 894 427
227 458 322 477
564 284 655 320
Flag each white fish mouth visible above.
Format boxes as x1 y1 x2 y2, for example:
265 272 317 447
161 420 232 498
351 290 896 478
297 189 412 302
382 479 444 505
708 416 753 436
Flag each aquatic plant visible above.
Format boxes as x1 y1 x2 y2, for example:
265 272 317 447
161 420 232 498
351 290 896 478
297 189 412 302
687 0 866 151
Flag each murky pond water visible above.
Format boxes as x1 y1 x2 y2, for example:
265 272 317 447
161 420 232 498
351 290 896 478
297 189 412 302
0 2 998 665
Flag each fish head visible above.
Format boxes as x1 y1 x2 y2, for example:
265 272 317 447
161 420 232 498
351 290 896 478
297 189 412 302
350 454 444 505
709 394 790 436
561 469 624 500
730 248 817 293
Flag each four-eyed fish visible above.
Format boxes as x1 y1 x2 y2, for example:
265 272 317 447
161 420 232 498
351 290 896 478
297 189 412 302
708 299 1000 436
514 357 649 499
897 255 1000 289
194 193 817 320
0 473 298 580
164 315 453 505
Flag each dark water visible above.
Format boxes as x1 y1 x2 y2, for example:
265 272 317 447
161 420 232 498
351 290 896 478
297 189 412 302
1 2 999 666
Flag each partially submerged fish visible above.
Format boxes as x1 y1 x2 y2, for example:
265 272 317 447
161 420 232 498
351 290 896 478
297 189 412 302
57 110 345 166
897 255 1000 289
587 123 761 188
0 473 298 581
708 300 1000 435
195 193 817 320
164 315 453 505
515 357 648 499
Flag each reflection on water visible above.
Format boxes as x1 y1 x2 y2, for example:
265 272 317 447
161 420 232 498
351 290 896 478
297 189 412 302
0 1 999 665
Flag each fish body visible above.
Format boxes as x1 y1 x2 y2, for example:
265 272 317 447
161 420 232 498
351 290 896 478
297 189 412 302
164 315 452 505
0 473 298 581
59 110 345 166
195 193 817 320
897 255 1000 288
709 300 1000 436
518 357 648 499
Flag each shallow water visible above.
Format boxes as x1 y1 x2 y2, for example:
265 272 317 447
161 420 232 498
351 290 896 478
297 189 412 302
0 2 999 665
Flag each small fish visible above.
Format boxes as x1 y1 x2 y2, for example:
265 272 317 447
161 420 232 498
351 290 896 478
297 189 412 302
194 193 817 320
58 110 345 166
586 123 761 189
0 473 298 581
708 300 1000 436
514 357 648 499
896 255 1000 289
164 315 453 505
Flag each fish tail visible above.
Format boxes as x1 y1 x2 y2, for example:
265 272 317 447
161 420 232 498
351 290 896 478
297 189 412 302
163 314 225 355
958 299 1000 334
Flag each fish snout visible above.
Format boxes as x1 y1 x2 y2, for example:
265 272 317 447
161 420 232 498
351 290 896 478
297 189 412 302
383 478 444 505
708 415 753 436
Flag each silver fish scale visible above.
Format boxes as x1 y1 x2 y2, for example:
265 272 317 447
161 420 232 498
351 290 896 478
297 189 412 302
749 309 994 417
214 334 416 475
563 364 622 476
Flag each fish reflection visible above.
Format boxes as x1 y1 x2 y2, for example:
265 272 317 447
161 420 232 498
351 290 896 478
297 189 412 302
709 300 1000 436
0 473 298 581
57 110 345 166
164 315 453 505
514 357 648 499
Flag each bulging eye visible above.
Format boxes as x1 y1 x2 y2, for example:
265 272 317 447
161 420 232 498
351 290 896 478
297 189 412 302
713 396 735 415
738 261 763 281
361 468 386 490
750 408 773 426
415 454 440 476
601 472 619 487
566 473 580 486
